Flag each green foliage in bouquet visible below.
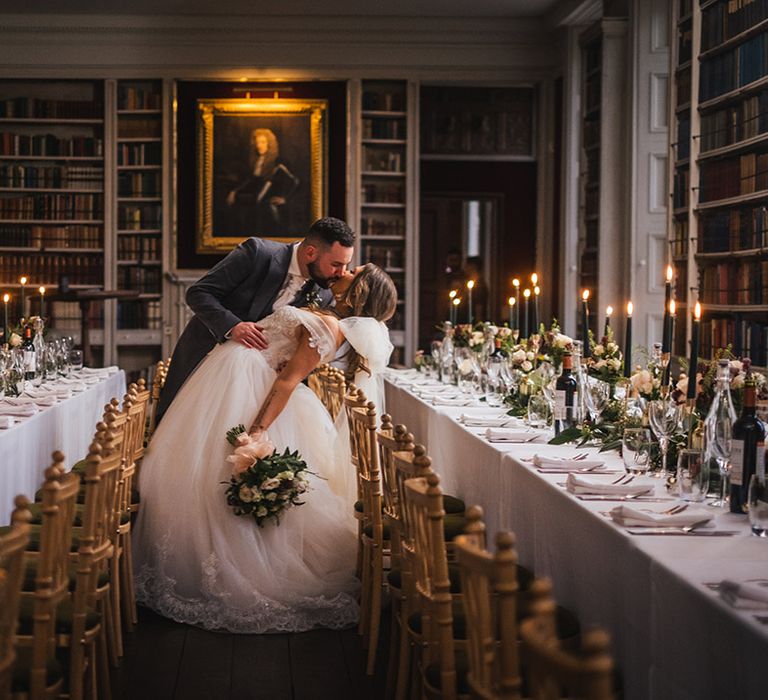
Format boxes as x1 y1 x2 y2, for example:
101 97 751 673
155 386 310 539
587 328 624 386
223 447 311 527
226 424 247 446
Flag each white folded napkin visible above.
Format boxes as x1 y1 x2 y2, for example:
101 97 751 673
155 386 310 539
417 387 459 396
609 504 713 528
460 413 522 427
533 454 606 472
25 387 72 400
79 366 118 375
432 397 472 406
0 416 14 429
485 428 540 443
0 404 38 417
7 395 57 407
719 580 768 610
566 473 653 496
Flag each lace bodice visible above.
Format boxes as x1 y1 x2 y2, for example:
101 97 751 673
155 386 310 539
258 306 338 370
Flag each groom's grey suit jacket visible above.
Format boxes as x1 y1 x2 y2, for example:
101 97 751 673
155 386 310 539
157 237 332 421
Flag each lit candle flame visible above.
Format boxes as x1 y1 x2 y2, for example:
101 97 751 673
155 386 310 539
534 286 540 296
449 289 457 299
39 286 45 296
666 265 673 283
453 297 461 307
467 279 475 290
523 289 531 299
2 293 9 303
694 301 701 320
627 301 633 316
512 278 520 288
531 272 538 285
582 289 590 301
19 276 27 285
508 296 516 307
606 305 613 317
670 299 676 315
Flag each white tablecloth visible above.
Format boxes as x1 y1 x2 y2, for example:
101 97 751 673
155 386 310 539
0 369 126 524
385 370 768 700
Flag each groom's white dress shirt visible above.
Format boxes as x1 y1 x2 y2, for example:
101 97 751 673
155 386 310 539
272 243 308 310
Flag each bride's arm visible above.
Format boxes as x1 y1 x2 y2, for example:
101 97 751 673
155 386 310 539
248 322 343 433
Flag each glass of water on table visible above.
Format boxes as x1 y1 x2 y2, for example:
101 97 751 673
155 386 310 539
622 427 653 474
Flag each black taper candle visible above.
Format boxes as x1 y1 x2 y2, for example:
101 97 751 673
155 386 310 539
623 302 633 377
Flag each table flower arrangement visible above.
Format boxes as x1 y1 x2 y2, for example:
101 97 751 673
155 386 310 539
587 328 624 385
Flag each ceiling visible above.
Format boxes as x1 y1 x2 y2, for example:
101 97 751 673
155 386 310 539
0 0 561 17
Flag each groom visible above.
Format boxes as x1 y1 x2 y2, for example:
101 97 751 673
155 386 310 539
156 217 355 421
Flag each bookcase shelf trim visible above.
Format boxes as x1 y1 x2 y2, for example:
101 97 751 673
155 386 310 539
0 218 103 224
0 187 103 194
699 16 768 62
696 188 768 211
696 130 768 161
698 74 768 112
0 118 103 125
0 155 103 162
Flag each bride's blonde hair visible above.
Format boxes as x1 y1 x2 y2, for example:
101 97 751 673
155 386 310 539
334 263 397 378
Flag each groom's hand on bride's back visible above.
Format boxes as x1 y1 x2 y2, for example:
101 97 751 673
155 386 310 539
228 321 269 350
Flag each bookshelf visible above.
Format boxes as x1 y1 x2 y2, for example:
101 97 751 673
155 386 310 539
671 0 768 365
356 79 416 365
0 78 167 376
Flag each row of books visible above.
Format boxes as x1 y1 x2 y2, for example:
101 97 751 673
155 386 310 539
671 219 690 258
701 0 768 52
0 253 103 286
699 31 768 103
678 21 693 65
582 118 600 150
673 261 689 303
698 203 768 251
117 86 161 112
117 204 161 230
699 151 768 201
0 97 101 120
677 67 692 107
0 193 102 221
49 301 104 331
700 317 768 368
673 168 690 209
584 76 601 114
362 118 406 140
360 215 405 237
676 114 691 160
362 244 405 269
362 183 404 204
584 220 598 249
117 234 161 260
699 259 768 304
0 224 102 249
0 164 103 190
117 142 161 167
116 299 162 330
117 118 161 139
0 133 103 158
362 146 403 173
699 90 768 152
362 90 405 112
117 266 161 294
117 171 161 198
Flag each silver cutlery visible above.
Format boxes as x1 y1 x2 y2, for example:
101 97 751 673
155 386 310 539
576 494 668 502
626 528 739 537
611 474 635 485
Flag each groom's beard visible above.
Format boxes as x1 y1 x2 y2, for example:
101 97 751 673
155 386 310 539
307 260 341 289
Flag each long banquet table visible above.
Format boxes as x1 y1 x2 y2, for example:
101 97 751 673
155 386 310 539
385 369 768 700
0 368 126 524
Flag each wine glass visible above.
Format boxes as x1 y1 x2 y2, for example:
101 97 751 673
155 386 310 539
648 397 682 478
69 349 84 372
585 377 610 423
622 428 653 474
748 474 768 536
527 393 551 429
677 448 709 502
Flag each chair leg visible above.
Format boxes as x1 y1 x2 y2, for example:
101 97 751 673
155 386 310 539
102 588 120 666
365 548 383 675
109 553 124 657
385 590 401 698
358 540 372 640
97 630 113 700
395 622 412 700
355 519 363 581
121 532 138 628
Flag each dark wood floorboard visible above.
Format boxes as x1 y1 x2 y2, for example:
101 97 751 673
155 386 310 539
111 606 389 700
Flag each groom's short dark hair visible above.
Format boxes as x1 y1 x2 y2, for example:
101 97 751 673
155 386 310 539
305 217 355 248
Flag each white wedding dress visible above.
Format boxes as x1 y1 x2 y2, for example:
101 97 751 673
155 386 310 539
133 306 391 633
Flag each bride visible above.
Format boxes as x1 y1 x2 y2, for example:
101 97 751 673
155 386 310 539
133 263 397 633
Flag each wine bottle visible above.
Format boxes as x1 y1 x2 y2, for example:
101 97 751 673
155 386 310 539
554 352 578 436
21 323 36 382
491 337 508 359
730 360 765 514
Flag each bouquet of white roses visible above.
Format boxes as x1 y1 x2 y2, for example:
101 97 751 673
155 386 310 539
222 425 311 527
587 328 624 385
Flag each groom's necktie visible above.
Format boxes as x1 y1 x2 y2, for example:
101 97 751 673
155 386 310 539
291 279 315 307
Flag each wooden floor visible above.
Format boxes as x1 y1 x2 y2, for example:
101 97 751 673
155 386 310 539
110 606 390 700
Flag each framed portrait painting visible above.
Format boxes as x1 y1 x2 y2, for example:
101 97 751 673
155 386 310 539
196 98 327 253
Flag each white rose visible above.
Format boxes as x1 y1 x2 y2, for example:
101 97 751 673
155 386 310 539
260 477 281 491
276 470 294 480
265 492 277 501
498 327 512 338
593 359 606 370
676 376 688 396
526 351 535 361
256 507 268 518
731 373 745 390
593 344 604 357
459 358 473 374
630 369 650 391
486 324 498 336
239 485 253 503
554 333 573 349
512 348 527 364
609 358 622 371
470 331 485 346
729 360 743 374
9 333 21 348
522 360 533 372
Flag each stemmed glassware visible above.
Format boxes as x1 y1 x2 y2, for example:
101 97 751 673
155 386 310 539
485 355 507 407
704 359 737 508
648 396 682 478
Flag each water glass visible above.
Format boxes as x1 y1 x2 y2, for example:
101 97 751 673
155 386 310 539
622 427 653 474
527 393 551 429
69 349 84 371
677 448 709 502
748 474 768 537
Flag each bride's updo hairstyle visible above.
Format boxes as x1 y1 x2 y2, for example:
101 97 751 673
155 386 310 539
336 263 397 377
339 263 397 322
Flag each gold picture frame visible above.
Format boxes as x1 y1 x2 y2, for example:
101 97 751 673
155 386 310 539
196 97 327 253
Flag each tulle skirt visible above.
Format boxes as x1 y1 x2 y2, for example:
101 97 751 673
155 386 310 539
133 342 359 633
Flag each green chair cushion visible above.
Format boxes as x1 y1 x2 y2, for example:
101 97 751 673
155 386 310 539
10 647 64 693
71 458 87 475
424 648 470 695
0 525 80 553
354 499 364 514
355 495 464 515
131 486 141 504
362 522 390 539
22 560 109 594
388 563 464 594
17 597 100 636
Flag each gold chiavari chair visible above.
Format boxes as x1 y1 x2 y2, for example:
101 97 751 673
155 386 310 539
307 363 325 401
520 579 614 700
454 513 522 700
146 357 171 445
346 395 387 675
0 497 31 700
344 385 372 579
318 365 347 420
